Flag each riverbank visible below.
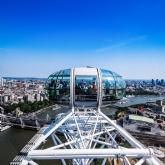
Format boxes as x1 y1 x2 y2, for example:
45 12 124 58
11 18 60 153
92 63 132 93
126 91 160 96
27 105 54 117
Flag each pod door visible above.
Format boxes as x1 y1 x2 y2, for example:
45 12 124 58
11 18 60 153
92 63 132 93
73 68 99 108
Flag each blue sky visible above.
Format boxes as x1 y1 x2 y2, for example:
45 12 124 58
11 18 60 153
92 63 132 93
0 0 165 79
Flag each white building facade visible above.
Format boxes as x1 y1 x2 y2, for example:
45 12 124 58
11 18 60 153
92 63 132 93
0 77 4 87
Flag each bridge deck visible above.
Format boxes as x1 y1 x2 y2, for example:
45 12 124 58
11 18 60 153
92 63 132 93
0 113 50 130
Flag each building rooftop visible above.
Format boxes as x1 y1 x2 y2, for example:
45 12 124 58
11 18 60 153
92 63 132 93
129 115 154 124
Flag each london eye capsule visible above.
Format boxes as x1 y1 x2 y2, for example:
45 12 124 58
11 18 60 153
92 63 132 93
44 67 126 108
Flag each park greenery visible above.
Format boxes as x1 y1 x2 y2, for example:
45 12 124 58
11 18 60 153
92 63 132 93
114 107 128 120
113 103 147 120
130 103 146 108
1 99 54 114
126 91 159 96
95 159 111 165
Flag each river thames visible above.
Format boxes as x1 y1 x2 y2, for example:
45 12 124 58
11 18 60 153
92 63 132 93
0 95 165 165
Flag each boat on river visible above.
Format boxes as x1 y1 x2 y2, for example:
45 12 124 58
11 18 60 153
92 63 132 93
52 104 61 111
126 95 135 97
147 98 153 101
0 121 11 132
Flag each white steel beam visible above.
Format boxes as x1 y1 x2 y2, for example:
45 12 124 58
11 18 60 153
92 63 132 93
86 136 112 165
74 114 85 148
28 148 154 159
28 161 38 165
51 134 67 165
99 111 144 149
20 107 163 165
30 110 73 150
88 112 99 149
45 128 113 150
135 157 146 165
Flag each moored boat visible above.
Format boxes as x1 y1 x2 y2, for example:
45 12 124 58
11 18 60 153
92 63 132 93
0 123 11 132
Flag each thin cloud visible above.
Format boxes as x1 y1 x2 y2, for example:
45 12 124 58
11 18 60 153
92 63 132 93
131 35 147 41
136 35 146 39
97 42 126 52
104 39 113 42
0 48 21 51
96 35 147 52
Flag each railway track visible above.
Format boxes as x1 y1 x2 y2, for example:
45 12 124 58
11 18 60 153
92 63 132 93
128 130 165 146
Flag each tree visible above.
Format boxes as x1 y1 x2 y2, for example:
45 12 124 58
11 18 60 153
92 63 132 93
31 101 38 111
20 102 31 113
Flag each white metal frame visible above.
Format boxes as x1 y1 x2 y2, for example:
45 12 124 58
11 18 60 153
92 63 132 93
20 68 163 165
21 108 162 165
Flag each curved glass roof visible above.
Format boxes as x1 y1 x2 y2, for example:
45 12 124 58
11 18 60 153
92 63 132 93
45 69 71 85
101 69 120 76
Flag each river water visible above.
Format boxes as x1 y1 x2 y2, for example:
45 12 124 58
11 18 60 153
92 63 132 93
119 95 165 107
1 95 165 165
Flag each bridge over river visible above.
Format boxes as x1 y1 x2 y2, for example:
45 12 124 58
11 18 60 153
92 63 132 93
0 113 52 130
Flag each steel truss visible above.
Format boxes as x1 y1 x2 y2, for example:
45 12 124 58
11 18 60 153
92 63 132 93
21 108 163 165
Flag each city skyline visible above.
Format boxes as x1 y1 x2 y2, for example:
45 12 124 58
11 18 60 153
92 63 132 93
1 0 165 79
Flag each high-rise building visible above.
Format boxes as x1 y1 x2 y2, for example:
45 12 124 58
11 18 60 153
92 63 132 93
0 77 4 87
161 79 164 85
4 95 8 103
24 93 35 102
151 79 155 85
156 79 159 85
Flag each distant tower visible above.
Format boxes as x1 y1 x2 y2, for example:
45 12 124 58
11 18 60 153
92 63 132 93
156 79 159 85
161 79 164 85
151 79 155 85
143 80 146 84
